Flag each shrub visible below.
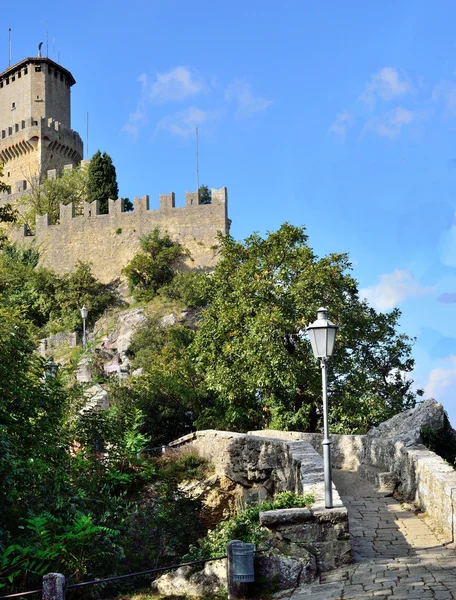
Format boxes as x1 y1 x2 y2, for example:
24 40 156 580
185 491 314 560
159 271 208 307
157 450 214 484
123 228 188 300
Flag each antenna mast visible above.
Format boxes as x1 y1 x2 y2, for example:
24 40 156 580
46 22 48 57
196 126 199 192
8 28 11 66
86 112 89 160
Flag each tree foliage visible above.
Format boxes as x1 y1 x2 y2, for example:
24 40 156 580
198 184 212 204
16 165 88 227
0 246 115 332
123 228 188 300
191 224 418 433
87 150 119 214
0 162 8 193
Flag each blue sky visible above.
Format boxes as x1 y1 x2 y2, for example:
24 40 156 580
4 1 456 425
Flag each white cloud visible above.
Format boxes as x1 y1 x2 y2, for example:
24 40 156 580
225 78 272 118
360 269 434 311
424 356 456 399
359 67 414 107
363 107 415 139
155 106 220 138
329 110 354 141
143 67 206 103
122 67 206 139
432 80 456 117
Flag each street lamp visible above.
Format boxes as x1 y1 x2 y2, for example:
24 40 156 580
44 356 58 380
80 305 88 348
306 307 339 509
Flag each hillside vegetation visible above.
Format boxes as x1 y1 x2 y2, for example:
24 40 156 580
0 223 421 597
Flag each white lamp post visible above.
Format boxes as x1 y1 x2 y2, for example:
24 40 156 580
306 307 339 508
80 305 88 348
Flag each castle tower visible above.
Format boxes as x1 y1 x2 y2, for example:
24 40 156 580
0 51 83 199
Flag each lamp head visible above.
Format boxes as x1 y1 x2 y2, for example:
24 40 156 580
80 305 88 319
306 307 339 359
44 356 58 379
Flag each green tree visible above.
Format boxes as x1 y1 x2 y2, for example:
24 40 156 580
15 165 88 227
191 224 417 433
52 260 116 331
0 162 8 193
87 150 119 214
198 184 212 204
123 228 188 300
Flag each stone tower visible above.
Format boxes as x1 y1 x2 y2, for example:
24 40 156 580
0 51 83 200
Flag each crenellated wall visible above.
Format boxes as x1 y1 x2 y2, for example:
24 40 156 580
10 187 230 282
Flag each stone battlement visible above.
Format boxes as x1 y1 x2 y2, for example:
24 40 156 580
11 187 230 282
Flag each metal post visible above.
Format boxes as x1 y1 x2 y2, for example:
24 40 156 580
43 573 65 600
82 317 86 349
321 357 333 508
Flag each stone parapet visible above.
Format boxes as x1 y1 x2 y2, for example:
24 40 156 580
8 187 230 282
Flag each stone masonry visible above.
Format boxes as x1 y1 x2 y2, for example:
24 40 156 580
9 187 230 282
0 53 83 195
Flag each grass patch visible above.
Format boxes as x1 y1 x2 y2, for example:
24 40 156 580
157 449 214 484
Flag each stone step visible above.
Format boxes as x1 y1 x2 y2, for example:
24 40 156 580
358 463 397 495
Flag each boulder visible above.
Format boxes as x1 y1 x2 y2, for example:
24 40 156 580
180 474 239 528
76 356 92 383
80 384 110 413
367 398 447 446
256 549 317 588
151 559 227 597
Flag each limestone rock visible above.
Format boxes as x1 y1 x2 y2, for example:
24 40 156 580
95 307 147 355
256 549 317 588
151 559 227 597
76 356 92 383
180 474 238 528
367 398 446 446
80 384 109 413
160 312 177 327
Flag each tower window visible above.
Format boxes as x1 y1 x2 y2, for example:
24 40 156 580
35 66 41 72
18 71 21 78
11 102 15 109
21 120 25 129
11 76 15 82
15 124 18 132
24 68 28 75
1 82 4 88
6 79 9 85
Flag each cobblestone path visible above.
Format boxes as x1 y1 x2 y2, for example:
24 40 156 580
279 469 456 600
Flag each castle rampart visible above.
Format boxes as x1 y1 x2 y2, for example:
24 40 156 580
11 187 230 282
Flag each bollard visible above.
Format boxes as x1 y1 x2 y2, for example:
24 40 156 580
42 573 65 600
227 540 254 599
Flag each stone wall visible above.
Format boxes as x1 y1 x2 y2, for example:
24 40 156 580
252 400 456 544
168 430 350 574
8 187 230 283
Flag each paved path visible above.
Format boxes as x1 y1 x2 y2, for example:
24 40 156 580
277 469 456 600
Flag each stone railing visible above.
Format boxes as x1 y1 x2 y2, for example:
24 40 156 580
251 399 456 544
168 430 351 576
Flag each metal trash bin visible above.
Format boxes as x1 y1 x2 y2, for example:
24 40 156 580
231 542 255 582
